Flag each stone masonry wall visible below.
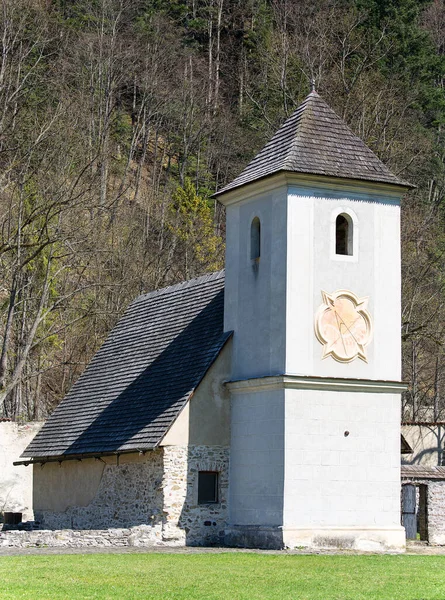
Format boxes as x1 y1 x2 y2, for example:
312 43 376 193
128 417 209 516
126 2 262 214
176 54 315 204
163 445 229 546
36 450 164 540
24 445 229 548
0 526 160 548
428 482 445 545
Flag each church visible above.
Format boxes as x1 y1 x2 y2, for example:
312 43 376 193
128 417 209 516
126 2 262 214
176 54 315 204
19 89 413 551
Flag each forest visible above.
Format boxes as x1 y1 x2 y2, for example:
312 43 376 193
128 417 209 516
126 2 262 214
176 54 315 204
0 0 444 422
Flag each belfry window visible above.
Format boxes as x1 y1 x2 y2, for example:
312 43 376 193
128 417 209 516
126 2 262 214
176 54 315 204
336 214 353 256
250 217 261 260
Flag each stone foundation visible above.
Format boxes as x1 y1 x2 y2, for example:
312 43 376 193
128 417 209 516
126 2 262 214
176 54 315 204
0 526 163 548
282 526 406 552
225 525 406 552
225 525 284 550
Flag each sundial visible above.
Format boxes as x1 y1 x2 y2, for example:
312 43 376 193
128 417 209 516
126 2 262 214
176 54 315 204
315 290 373 363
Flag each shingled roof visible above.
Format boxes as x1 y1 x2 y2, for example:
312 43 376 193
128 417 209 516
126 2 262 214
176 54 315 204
23 271 230 459
215 90 412 196
401 465 445 480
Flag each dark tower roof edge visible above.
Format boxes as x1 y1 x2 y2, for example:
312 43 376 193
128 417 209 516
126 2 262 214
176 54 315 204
214 91 414 197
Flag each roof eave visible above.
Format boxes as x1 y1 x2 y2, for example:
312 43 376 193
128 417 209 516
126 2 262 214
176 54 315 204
213 170 414 206
14 446 156 466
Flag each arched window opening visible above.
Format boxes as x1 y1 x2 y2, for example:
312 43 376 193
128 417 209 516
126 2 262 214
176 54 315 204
250 217 261 260
336 214 353 256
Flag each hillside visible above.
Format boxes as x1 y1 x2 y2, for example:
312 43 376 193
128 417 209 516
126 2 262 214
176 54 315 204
0 0 444 421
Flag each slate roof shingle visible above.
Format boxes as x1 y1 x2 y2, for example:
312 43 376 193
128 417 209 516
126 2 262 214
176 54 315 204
401 465 445 480
23 271 229 459
215 91 413 196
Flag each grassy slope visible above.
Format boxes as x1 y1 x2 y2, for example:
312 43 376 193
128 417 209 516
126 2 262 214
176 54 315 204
1 553 445 599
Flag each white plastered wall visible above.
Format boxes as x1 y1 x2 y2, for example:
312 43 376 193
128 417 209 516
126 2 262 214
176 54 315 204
283 388 401 529
229 388 284 526
161 340 232 447
286 185 402 381
224 181 402 381
224 186 288 380
1 421 43 520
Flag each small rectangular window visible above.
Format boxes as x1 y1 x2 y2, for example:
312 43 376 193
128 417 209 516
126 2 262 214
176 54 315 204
198 471 218 504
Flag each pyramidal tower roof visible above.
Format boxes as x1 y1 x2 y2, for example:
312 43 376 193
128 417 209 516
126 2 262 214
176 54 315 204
215 90 413 196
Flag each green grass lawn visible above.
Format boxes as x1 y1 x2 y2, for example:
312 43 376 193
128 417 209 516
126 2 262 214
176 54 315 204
1 553 444 600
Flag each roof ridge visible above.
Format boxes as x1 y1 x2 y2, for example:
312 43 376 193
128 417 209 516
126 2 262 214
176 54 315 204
135 270 225 303
282 92 314 171
284 92 396 178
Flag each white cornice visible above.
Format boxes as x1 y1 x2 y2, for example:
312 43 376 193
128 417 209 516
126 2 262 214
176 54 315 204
226 374 407 394
215 172 408 207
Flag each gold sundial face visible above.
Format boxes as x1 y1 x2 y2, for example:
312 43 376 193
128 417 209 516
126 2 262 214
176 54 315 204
315 290 373 363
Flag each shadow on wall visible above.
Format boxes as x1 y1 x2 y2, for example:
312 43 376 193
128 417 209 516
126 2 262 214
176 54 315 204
168 446 229 546
402 425 445 466
163 338 231 546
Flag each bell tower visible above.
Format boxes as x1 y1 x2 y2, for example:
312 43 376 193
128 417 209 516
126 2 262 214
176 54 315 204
216 90 412 551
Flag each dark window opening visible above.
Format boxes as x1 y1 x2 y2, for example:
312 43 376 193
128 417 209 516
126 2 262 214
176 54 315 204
198 471 218 504
250 217 261 260
336 214 352 256
418 484 428 542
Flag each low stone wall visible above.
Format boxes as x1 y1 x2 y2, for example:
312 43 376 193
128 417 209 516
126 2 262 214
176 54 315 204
0 525 167 548
428 482 445 545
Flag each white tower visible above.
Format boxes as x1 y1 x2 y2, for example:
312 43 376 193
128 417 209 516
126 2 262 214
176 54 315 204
215 91 411 551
